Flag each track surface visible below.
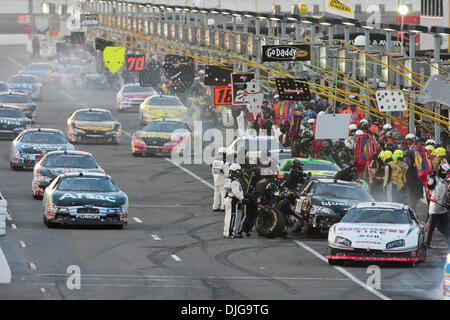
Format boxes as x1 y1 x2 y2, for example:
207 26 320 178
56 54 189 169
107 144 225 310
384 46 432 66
0 46 447 300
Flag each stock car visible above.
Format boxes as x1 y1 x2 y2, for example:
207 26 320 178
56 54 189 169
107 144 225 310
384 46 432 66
0 105 31 139
9 128 74 170
7 75 42 100
20 63 52 83
48 64 82 89
295 179 374 234
327 202 427 266
32 150 104 199
117 83 157 112
131 119 191 157
0 92 37 122
139 95 188 126
42 172 128 228
278 158 341 178
66 108 121 144
81 69 107 88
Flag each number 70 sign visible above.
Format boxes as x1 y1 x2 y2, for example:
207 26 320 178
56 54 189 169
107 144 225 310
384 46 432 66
126 54 145 72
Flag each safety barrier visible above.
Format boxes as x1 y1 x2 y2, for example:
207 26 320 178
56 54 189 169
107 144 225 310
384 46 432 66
0 192 7 236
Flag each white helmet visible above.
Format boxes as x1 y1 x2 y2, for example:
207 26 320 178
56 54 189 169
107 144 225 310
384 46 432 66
355 130 364 135
383 124 392 130
405 133 415 140
425 139 436 146
229 163 241 174
318 111 326 115
359 119 368 125
307 118 315 124
349 124 357 131
218 147 227 155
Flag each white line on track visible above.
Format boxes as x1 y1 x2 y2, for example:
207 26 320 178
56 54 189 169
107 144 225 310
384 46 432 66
0 247 11 283
151 234 161 241
158 156 393 300
19 241 27 248
171 254 182 262
132 217 143 223
292 240 391 301
7 57 24 69
28 262 37 270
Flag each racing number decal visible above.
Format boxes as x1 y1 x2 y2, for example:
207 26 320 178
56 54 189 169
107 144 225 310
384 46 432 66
126 55 146 72
213 86 233 106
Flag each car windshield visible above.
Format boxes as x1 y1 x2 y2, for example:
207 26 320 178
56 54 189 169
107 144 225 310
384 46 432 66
313 183 373 201
283 160 340 172
143 121 189 133
20 132 67 144
342 207 412 224
0 108 24 118
239 138 281 152
0 94 31 103
57 177 117 192
8 76 37 84
25 64 48 71
43 154 98 169
149 96 182 106
123 85 153 93
74 111 114 121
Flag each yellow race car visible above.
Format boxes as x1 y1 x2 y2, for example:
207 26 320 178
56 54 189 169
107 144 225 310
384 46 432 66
67 108 121 144
138 95 188 126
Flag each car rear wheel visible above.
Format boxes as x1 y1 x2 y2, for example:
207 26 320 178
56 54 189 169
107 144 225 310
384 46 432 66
132 152 143 157
255 207 286 238
328 259 344 266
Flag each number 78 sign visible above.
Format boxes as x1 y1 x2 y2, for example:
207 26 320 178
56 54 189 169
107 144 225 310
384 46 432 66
213 86 233 106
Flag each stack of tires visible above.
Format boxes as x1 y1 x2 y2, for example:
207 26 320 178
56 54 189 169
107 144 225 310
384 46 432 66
255 207 286 238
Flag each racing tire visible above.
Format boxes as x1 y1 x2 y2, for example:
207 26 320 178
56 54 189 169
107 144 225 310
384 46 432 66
112 225 124 230
43 216 55 228
132 152 143 157
255 207 286 238
328 259 345 266
33 194 43 200
10 162 22 171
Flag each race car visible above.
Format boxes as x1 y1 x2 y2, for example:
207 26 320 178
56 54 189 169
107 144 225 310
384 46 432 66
20 62 52 83
295 178 374 234
42 172 128 228
7 75 42 100
81 69 107 88
32 150 104 199
66 108 121 144
279 158 341 177
47 64 82 88
139 95 188 126
0 105 31 139
445 253 450 300
10 128 74 170
0 81 8 92
327 202 427 265
0 92 37 122
117 83 157 112
131 119 191 157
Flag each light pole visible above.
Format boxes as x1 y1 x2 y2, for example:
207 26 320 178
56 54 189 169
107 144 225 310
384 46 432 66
398 3 409 54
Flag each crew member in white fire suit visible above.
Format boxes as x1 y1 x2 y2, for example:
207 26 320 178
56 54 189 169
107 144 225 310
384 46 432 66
212 147 229 212
223 163 244 238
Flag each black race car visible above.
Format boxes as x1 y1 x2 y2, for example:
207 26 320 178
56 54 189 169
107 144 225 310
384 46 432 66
0 105 31 139
0 92 37 122
42 172 129 228
295 178 374 234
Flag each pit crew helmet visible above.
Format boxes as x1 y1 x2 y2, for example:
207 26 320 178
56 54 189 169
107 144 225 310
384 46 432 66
426 139 436 147
435 147 446 157
229 163 241 176
383 123 392 131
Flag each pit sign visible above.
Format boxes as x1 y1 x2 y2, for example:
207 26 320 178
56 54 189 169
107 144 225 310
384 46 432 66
213 86 233 106
17 15 31 25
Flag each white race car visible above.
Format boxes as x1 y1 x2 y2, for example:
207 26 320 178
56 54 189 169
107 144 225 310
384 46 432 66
327 202 427 266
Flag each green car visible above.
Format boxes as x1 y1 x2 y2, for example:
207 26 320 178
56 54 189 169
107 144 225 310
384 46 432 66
278 158 369 189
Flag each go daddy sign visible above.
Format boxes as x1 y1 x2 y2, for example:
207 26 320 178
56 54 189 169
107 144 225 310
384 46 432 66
261 45 311 62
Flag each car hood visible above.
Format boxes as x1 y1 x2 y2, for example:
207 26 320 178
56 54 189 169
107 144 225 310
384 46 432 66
333 222 413 250
311 196 359 216
73 120 116 131
137 131 174 139
7 83 37 89
52 190 126 207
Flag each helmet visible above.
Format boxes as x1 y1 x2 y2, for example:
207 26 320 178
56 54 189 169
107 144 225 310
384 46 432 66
378 151 385 160
229 163 241 175
385 142 396 152
349 124 357 131
359 120 369 130
382 150 393 162
426 139 436 146
318 111 326 115
425 145 435 153
218 147 227 155
435 147 446 157
307 118 315 124
262 119 273 129
405 133 415 141
393 150 404 160
292 159 303 169
265 182 278 195
359 119 369 125
383 124 392 131
438 162 450 178
355 130 364 135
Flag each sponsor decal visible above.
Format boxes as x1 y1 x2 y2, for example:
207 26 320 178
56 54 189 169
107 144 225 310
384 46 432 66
60 193 116 202
262 45 311 62
328 0 353 15
338 227 405 233
320 201 349 206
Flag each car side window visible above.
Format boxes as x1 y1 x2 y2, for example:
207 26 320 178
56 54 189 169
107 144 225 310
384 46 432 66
408 208 419 224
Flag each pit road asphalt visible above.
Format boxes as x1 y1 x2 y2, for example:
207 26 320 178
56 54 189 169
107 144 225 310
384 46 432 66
0 45 447 300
